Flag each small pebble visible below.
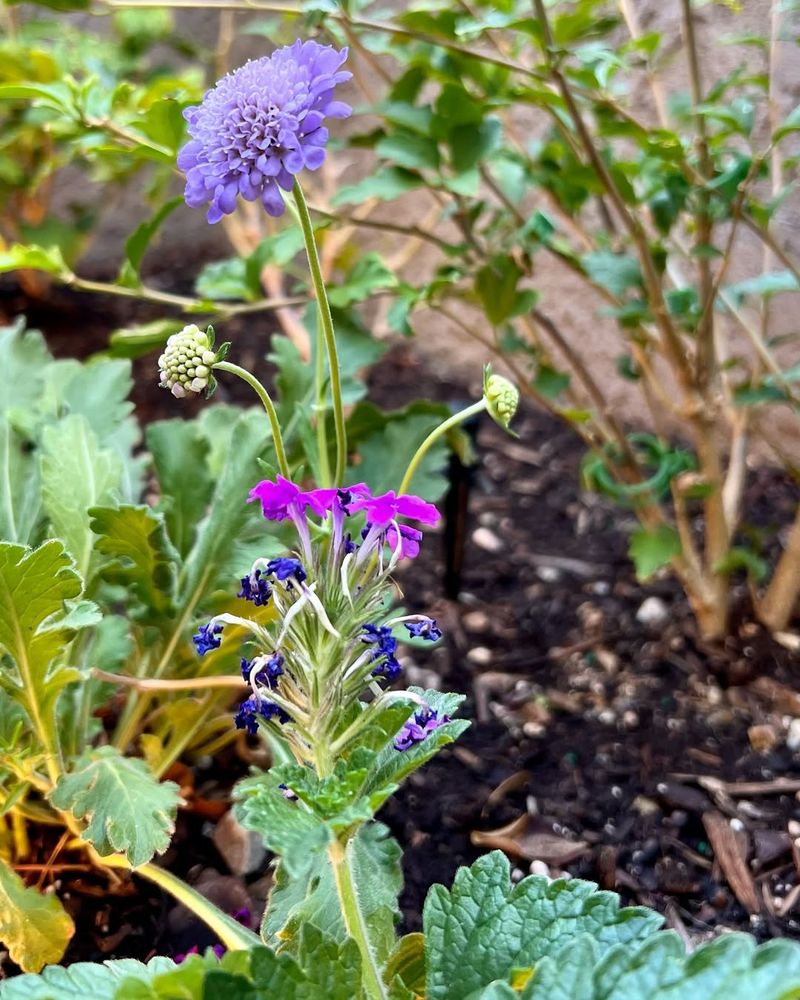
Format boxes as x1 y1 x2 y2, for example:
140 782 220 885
463 610 490 632
536 565 561 583
529 860 550 877
635 596 669 626
748 723 779 754
786 718 800 751
472 527 504 553
467 646 493 666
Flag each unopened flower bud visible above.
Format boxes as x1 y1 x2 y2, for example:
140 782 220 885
483 365 519 432
158 325 225 399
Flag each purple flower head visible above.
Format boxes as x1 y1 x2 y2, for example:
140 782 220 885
249 476 338 521
193 621 223 656
350 490 440 529
238 568 271 606
234 693 290 735
405 617 443 642
267 557 307 585
178 40 351 223
394 706 449 752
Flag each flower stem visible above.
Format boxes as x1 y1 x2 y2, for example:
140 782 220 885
213 360 290 479
293 178 347 487
328 838 388 1000
398 399 486 496
102 855 260 951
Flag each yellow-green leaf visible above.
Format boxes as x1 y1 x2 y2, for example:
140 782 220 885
0 859 74 972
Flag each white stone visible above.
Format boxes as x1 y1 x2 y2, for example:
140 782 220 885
787 717 800 751
636 596 669 626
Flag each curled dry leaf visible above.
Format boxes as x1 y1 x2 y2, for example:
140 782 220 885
471 813 589 866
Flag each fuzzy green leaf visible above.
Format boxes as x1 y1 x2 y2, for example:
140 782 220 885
0 958 178 1000
146 420 214 560
40 415 123 581
0 859 74 974
49 746 181 868
0 243 71 278
424 851 663 1000
0 321 52 417
0 419 41 545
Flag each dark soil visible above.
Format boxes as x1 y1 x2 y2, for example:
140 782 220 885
2 284 800 975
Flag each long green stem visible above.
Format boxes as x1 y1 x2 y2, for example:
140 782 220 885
293 179 347 487
102 855 260 951
329 839 388 1000
213 361 290 479
399 399 486 496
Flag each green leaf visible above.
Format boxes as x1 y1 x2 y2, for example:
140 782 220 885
724 270 800 305
89 505 178 620
582 251 643 297
475 257 524 325
0 82 74 112
58 359 134 444
0 957 178 999
40 415 123 580
328 253 398 309
628 524 681 581
109 319 177 360
333 167 423 205
0 320 52 416
354 412 450 500
448 117 502 172
0 244 71 278
50 746 182 868
0 540 95 722
146 420 214 560
423 851 663 1000
525 929 800 999
120 197 183 285
262 822 402 966
375 131 441 171
774 103 800 142
0 419 41 545
0 859 74 973
195 258 257 303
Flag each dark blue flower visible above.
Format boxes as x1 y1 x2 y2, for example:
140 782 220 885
394 707 449 752
343 533 357 555
237 569 271 606
267 557 307 585
241 653 284 689
234 694 290 735
405 617 443 642
193 621 223 656
361 623 401 682
178 40 351 223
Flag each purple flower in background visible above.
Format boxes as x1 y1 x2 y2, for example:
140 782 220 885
193 621 223 656
386 523 423 560
394 706 449 752
405 617 443 642
178 40 351 223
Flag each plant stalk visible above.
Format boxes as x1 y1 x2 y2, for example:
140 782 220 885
398 399 486 496
213 361 290 478
293 179 347 487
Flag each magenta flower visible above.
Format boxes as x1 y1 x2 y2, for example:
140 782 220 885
386 524 423 560
249 477 337 521
178 40 351 223
349 491 440 529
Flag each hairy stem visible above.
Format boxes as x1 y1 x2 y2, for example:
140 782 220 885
293 179 347 487
213 361 290 478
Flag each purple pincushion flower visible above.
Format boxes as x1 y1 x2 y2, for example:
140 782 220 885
178 40 352 223
394 706 449 751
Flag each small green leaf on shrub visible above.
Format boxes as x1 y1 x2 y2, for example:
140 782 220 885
629 524 681 581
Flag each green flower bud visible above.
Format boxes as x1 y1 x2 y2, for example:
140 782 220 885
483 364 519 432
158 325 222 399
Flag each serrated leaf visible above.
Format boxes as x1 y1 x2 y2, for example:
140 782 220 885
0 540 92 722
40 415 122 581
423 851 663 1000
0 957 178 1000
145 421 214 560
328 253 398 309
58 359 134 443
49 746 182 868
0 859 74 973
0 244 71 278
628 524 681 581
89 505 178 619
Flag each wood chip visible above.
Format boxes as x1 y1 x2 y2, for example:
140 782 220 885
471 814 589 866
702 811 761 914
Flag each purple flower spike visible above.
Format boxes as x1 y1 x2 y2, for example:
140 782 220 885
178 40 351 223
350 490 440 529
193 622 223 656
394 706 449 752
405 617 443 642
249 476 338 521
